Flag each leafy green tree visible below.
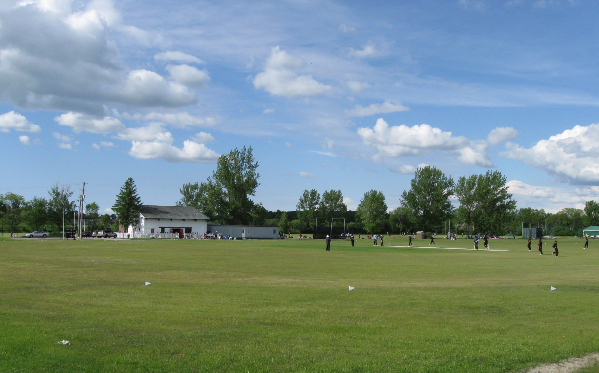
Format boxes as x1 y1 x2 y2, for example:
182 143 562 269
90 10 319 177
279 212 290 235
296 189 320 232
318 190 347 229
99 214 112 229
3 192 25 236
24 196 48 231
584 200 599 226
85 202 100 230
179 146 260 225
47 183 74 232
251 203 267 226
356 190 388 235
401 166 454 233
389 206 415 234
113 177 142 231
454 175 477 235
471 171 516 235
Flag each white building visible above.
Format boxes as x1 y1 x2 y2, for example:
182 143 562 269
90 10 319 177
127 205 209 238
208 224 279 239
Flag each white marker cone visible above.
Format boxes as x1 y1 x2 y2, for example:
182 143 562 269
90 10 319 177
145 282 151 286
550 286 556 291
348 286 354 291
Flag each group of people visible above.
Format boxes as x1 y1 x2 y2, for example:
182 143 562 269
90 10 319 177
473 235 489 250
527 236 560 256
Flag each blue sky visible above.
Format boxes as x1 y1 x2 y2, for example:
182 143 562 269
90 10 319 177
1 0 599 215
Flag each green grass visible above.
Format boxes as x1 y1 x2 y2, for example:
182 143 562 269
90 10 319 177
1 236 598 372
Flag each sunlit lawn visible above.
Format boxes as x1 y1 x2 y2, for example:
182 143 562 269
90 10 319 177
1 235 598 372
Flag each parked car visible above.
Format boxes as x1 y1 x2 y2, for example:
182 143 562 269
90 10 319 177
82 231 92 238
96 229 117 238
25 231 49 238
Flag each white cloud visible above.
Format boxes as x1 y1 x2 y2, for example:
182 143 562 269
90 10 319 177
53 132 72 142
349 44 380 58
253 46 332 98
346 80 370 94
113 69 196 107
263 108 275 114
92 141 114 151
285 141 292 148
299 172 316 178
166 64 210 88
0 111 41 133
143 112 219 128
501 124 599 184
19 135 30 145
358 118 493 167
129 132 220 163
58 143 73 150
345 101 409 117
115 123 166 142
506 180 599 213
487 127 518 146
190 132 215 143
154 51 204 64
55 112 125 133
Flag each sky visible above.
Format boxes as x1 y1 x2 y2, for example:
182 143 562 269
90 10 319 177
1 0 599 215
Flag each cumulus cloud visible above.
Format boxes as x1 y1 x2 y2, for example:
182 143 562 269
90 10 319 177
357 118 493 167
390 163 428 175
166 64 210 88
0 3 196 115
0 111 41 133
19 135 30 145
487 127 518 146
53 132 72 142
190 132 215 143
154 51 204 64
299 172 316 178
346 81 370 94
114 123 166 142
113 69 196 107
349 44 380 58
253 46 332 98
501 124 599 184
55 112 125 133
58 143 73 150
129 132 220 163
263 108 275 114
92 141 115 151
345 101 409 117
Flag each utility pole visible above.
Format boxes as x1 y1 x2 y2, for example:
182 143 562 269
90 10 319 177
78 182 85 239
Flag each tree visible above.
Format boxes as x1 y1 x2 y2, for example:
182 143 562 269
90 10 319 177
99 214 112 229
401 166 454 233
471 171 516 235
3 192 25 236
454 175 477 235
356 190 388 234
389 206 415 234
178 146 260 225
47 183 74 232
251 203 267 226
584 200 599 226
113 177 142 231
85 202 100 230
24 196 48 231
318 190 347 229
279 212 290 235
296 189 320 232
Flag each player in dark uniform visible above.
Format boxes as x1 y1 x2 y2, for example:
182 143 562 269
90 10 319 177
408 236 412 246
527 237 531 251
483 235 489 250
538 237 543 255
584 236 589 249
552 240 558 256
429 235 435 245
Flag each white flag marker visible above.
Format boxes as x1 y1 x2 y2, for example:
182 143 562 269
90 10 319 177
57 340 70 345
551 286 556 291
145 282 151 286
348 286 354 291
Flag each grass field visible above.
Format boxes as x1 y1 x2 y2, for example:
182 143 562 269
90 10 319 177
1 235 598 372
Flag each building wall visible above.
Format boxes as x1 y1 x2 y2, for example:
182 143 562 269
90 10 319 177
129 217 208 236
